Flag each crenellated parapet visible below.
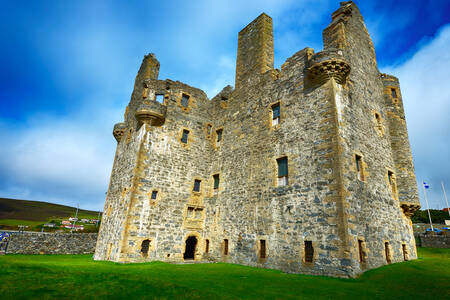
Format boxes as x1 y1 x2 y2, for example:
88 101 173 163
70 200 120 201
135 101 167 126
113 122 126 142
307 49 350 86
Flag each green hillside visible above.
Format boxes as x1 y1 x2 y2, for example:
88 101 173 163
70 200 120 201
0 198 101 231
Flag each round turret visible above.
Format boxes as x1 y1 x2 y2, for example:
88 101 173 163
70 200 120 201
307 49 350 85
135 101 167 126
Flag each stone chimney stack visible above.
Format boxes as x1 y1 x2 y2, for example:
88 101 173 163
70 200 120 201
235 13 274 89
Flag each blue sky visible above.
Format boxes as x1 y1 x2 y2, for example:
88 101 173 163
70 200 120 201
0 0 449 211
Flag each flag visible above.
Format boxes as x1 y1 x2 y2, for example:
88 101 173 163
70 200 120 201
423 182 430 189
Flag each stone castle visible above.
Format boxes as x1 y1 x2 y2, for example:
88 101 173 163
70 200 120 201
94 1 421 277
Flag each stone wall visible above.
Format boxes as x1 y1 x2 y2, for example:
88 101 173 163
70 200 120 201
5 232 97 254
415 233 450 248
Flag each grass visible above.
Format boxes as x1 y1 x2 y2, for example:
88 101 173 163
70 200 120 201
0 248 449 299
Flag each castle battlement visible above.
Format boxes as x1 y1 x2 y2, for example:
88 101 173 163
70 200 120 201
95 1 420 278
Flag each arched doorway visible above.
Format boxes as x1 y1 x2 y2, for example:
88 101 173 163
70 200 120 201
183 236 197 260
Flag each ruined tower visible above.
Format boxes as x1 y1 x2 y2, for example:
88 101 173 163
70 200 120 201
94 1 420 278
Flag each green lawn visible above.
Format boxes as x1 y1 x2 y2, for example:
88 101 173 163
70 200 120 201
1 248 449 299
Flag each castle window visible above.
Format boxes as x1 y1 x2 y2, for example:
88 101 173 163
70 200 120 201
155 94 164 104
187 207 194 218
358 239 365 263
375 112 381 126
221 96 228 101
385 241 391 264
181 94 190 107
223 239 229 255
387 170 398 199
271 102 280 126
355 154 364 181
206 124 212 135
193 179 201 192
141 239 151 257
304 241 314 263
402 244 408 261
216 129 223 147
277 157 288 186
213 174 220 193
259 240 266 259
205 239 210 254
142 85 149 99
391 88 397 98
151 190 158 200
181 129 189 144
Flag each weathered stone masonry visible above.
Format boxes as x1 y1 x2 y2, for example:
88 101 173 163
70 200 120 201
94 1 420 277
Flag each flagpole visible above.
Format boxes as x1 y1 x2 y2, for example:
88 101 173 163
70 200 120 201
442 181 450 218
422 180 433 231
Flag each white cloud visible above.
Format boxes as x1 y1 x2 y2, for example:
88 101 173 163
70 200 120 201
383 24 450 209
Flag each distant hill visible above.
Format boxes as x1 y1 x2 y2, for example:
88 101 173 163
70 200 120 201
0 198 100 223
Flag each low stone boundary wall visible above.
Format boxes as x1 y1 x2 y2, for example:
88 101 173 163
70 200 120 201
5 232 98 254
415 233 450 248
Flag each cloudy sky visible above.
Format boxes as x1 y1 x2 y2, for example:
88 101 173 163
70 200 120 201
0 0 449 211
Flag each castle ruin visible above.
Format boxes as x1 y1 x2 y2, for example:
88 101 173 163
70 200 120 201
94 1 421 277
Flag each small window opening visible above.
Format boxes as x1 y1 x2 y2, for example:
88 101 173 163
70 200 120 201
187 207 195 218
181 94 190 107
151 190 158 200
260 240 266 259
358 240 365 263
385 242 391 264
223 239 229 255
194 208 202 219
155 94 164 104
206 124 212 135
375 112 382 126
142 86 149 99
355 154 364 181
391 88 397 98
205 239 210 254
277 157 288 186
213 174 220 193
216 129 223 144
402 244 408 261
387 170 397 196
271 103 280 126
304 241 314 263
181 129 189 144
193 179 201 192
141 239 151 257
221 96 228 101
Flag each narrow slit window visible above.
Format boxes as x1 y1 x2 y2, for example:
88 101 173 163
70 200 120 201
155 94 164 104
151 191 158 200
224 239 229 255
402 244 407 261
213 174 220 192
187 207 194 218
271 103 280 126
206 124 212 135
142 86 149 99
355 154 364 181
216 129 223 146
141 239 151 257
181 129 189 144
375 113 382 127
391 88 397 98
387 170 397 196
193 179 201 192
181 94 190 107
385 242 391 263
260 240 266 259
304 241 314 263
358 240 365 263
277 157 288 186
205 239 210 253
